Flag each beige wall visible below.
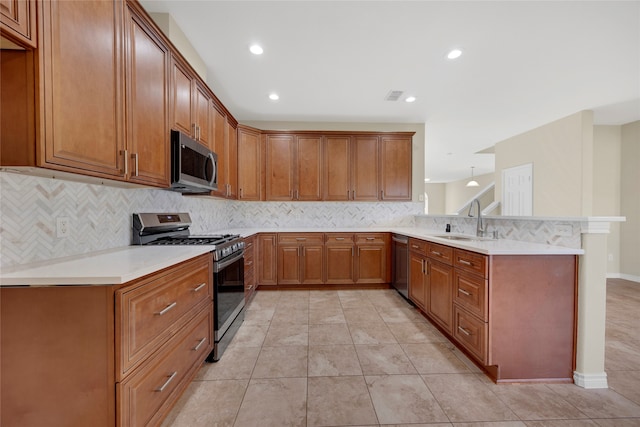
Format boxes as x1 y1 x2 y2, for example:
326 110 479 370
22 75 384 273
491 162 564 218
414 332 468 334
444 172 495 215
593 126 622 275
241 121 425 202
149 13 208 82
494 111 594 217
620 121 640 280
424 183 445 215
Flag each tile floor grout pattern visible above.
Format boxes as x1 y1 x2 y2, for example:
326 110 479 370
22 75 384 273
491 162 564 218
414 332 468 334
162 279 640 427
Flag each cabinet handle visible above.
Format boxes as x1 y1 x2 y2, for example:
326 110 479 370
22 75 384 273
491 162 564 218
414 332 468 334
192 123 197 139
421 259 425 274
353 190 356 199
239 188 243 198
411 244 419 249
192 337 206 351
121 150 128 175
366 237 375 241
458 259 473 266
246 260 253 266
457 326 471 336
351 247 354 257
458 288 471 296
431 251 443 256
156 301 177 316
155 371 178 392
193 283 206 292
296 238 306 241
295 189 299 200
335 237 344 241
302 247 305 257
132 153 139 176
380 190 384 199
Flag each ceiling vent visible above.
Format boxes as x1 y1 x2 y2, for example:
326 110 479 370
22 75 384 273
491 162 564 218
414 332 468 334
384 90 404 101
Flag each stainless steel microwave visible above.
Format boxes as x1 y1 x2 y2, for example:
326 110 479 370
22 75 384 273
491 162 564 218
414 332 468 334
170 130 218 193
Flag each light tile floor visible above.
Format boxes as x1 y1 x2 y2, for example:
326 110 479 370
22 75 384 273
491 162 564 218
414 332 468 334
162 279 640 427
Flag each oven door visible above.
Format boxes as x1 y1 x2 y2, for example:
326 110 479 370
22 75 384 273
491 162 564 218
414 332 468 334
213 251 245 337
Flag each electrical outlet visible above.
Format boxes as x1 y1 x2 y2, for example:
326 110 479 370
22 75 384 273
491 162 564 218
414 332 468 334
555 224 573 237
56 217 70 238
608 254 614 261
418 194 424 202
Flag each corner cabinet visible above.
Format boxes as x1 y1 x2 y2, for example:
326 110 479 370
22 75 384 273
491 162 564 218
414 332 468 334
237 125 263 201
0 253 213 427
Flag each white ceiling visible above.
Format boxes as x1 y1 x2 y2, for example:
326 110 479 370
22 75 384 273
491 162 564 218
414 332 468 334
140 0 640 183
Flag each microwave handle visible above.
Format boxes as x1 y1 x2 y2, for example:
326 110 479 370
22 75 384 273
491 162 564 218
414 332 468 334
205 152 216 185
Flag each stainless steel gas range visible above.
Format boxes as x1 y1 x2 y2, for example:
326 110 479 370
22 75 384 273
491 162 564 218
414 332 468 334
132 213 244 362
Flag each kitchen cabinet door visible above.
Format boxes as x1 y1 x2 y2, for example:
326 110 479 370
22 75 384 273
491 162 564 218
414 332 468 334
210 105 229 198
324 136 351 201
409 252 427 310
301 244 324 285
354 233 389 284
1 0 36 47
278 244 301 285
171 55 193 137
380 135 412 201
427 259 454 334
296 135 323 201
124 3 170 187
194 82 212 147
40 0 126 178
325 236 355 284
237 125 262 201
257 233 277 286
265 134 295 200
352 136 379 201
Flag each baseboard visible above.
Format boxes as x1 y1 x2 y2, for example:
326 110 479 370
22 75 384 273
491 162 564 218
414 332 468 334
573 371 608 389
620 273 640 283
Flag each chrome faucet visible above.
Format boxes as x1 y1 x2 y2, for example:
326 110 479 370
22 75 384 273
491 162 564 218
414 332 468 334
468 198 485 237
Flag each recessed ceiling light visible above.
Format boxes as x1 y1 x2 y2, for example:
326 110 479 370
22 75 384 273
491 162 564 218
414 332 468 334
447 49 462 59
269 93 279 101
249 44 263 55
405 96 416 103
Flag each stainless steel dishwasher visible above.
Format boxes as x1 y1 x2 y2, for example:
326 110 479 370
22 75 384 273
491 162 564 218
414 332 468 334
391 234 409 299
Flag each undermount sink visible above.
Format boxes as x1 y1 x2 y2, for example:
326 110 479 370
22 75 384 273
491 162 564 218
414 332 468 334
433 235 478 241
432 234 498 242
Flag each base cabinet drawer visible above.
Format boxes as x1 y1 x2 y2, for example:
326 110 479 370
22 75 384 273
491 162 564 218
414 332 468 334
453 270 488 321
452 305 487 364
117 255 212 378
118 304 213 427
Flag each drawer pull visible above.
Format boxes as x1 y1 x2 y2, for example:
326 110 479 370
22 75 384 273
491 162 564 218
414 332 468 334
366 237 375 241
458 259 473 266
193 337 207 351
431 251 443 256
335 237 345 241
411 244 420 249
246 260 253 266
155 371 178 392
458 326 471 336
296 237 306 241
156 302 177 316
193 283 207 292
458 288 472 296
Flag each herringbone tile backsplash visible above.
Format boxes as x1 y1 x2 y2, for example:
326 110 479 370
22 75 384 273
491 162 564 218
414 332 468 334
0 172 423 267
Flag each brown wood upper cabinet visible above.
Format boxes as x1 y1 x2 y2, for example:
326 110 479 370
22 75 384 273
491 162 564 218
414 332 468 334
379 135 412 200
324 135 379 201
1 0 36 47
171 54 212 148
265 134 323 201
210 106 238 199
237 125 262 201
0 0 171 187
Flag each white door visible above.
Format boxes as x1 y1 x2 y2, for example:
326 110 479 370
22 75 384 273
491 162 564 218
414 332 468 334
502 163 533 216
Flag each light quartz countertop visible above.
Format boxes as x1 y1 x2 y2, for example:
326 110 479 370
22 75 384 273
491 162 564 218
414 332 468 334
0 246 215 287
0 227 582 287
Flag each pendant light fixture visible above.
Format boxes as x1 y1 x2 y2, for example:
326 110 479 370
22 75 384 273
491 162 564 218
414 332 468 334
466 166 479 187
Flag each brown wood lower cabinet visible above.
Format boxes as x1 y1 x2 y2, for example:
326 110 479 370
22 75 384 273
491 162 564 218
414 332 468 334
0 253 213 427
254 232 390 288
408 237 577 383
244 235 256 303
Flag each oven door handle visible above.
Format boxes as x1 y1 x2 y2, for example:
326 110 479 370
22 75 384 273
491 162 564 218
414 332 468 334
213 250 245 273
